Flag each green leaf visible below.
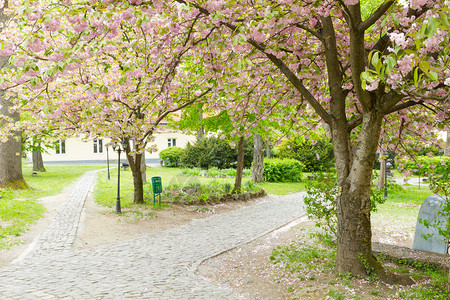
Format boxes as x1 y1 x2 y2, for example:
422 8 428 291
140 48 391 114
119 76 127 85
419 61 429 74
371 51 379 69
427 18 438 38
414 67 419 87
427 70 438 81
385 55 396 73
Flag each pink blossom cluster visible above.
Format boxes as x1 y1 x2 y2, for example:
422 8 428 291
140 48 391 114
43 18 60 32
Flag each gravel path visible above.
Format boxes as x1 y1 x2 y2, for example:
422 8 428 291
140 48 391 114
1 171 306 299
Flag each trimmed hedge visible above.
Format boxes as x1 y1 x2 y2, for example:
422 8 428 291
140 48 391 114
159 147 184 167
263 158 303 182
399 156 450 176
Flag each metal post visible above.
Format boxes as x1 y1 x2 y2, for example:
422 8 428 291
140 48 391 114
116 148 122 214
107 147 110 180
418 167 421 190
384 159 388 198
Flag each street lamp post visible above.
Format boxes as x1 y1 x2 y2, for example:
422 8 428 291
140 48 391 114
106 146 110 180
385 160 392 198
112 141 128 214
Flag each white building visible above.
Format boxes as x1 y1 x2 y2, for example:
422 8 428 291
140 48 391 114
40 130 196 164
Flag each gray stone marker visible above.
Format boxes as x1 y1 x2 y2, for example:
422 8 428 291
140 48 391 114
413 194 449 254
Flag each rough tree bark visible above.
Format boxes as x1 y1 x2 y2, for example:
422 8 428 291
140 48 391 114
252 133 264 182
445 131 449 156
332 111 384 278
0 92 28 189
140 150 146 183
32 149 46 172
232 137 245 194
0 3 28 189
124 142 144 204
197 106 204 140
265 142 271 159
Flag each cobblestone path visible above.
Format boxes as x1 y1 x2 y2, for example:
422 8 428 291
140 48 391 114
0 171 306 299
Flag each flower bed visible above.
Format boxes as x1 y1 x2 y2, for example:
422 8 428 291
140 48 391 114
145 180 265 205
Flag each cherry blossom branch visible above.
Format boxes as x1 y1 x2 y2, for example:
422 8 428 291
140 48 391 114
359 0 395 32
143 87 212 140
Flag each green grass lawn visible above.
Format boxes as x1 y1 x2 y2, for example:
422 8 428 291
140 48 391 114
0 165 102 250
373 183 433 223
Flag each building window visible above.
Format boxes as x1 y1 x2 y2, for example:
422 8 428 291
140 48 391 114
168 138 176 147
56 140 66 154
93 139 103 153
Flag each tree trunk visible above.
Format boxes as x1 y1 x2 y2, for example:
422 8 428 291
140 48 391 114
252 133 264 182
377 157 385 190
131 165 144 204
125 142 144 204
32 149 46 172
266 142 271 159
233 137 245 194
0 94 28 189
445 131 450 156
140 149 146 183
333 111 384 277
197 106 204 140
332 111 411 284
0 23 28 189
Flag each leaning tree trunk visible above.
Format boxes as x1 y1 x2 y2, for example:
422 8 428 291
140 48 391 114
233 137 245 194
125 142 144 204
252 133 264 182
32 149 46 172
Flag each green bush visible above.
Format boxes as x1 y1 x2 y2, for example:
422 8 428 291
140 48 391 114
275 135 335 172
156 180 263 205
399 156 450 176
263 158 303 182
180 137 253 169
159 147 184 167
180 167 250 178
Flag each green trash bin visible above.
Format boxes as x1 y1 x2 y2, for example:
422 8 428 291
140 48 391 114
151 176 162 205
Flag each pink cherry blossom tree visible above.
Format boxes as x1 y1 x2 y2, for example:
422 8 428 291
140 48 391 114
0 1 215 203
1 0 449 281
168 0 449 282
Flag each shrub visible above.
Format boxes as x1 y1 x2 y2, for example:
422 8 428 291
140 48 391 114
399 156 450 176
223 183 232 193
180 137 253 169
159 147 184 167
180 167 250 178
206 167 220 177
180 168 202 176
276 135 335 172
263 158 303 182
153 180 263 205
